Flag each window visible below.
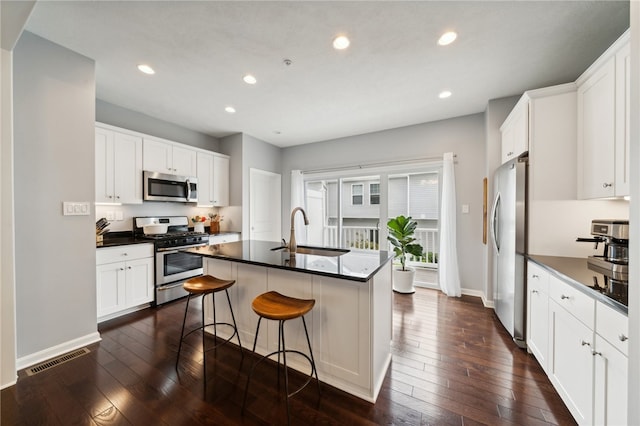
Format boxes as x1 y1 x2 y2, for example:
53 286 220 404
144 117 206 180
370 183 380 205
352 184 363 205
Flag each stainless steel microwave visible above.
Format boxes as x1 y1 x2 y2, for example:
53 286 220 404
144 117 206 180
143 171 198 202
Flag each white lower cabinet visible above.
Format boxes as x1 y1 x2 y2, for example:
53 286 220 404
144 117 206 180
527 262 550 371
202 258 392 402
549 298 594 425
528 261 629 426
96 244 154 322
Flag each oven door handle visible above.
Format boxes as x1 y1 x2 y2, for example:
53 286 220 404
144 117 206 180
157 282 189 291
156 244 207 253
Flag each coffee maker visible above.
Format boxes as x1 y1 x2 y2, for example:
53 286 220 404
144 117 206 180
577 219 629 279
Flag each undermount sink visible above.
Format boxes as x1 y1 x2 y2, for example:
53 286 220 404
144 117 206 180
271 245 350 257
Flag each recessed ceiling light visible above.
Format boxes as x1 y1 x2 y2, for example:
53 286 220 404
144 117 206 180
225 106 236 113
243 74 257 85
439 90 452 99
137 64 155 75
333 35 350 50
437 31 457 46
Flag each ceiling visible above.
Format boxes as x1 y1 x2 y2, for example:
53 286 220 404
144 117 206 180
23 1 629 148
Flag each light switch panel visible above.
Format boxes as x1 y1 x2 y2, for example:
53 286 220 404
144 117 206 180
461 204 470 214
63 201 91 216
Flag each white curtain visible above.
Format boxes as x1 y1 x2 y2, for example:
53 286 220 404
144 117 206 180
438 152 461 297
291 170 307 244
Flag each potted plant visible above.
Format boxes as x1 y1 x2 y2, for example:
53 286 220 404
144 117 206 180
387 215 424 294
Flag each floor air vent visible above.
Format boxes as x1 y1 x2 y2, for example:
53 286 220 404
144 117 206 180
25 347 90 376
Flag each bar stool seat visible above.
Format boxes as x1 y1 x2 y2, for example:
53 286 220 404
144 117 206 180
176 274 242 370
243 291 320 425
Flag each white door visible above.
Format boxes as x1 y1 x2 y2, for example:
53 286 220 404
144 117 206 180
249 168 281 242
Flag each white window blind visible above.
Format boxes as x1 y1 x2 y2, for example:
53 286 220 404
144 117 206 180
409 172 439 219
370 183 380 205
352 183 363 205
388 176 408 218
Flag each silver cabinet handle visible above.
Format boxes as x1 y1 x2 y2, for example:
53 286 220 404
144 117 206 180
122 253 128 256
619 334 628 342
507 151 514 156
592 351 602 357
581 340 591 347
532 274 539 279
560 295 570 300
532 289 539 294
119 267 124 271
127 266 132 270
603 182 613 188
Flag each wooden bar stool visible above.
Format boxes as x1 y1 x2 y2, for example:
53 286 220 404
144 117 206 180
175 275 242 369
242 291 320 425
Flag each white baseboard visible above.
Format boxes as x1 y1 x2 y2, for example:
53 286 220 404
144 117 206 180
1 377 17 390
16 331 102 371
414 282 492 307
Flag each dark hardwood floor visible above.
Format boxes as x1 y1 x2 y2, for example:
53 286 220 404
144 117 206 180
2 287 575 425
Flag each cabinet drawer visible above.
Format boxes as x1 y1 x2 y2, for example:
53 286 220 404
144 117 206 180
528 262 549 294
596 302 628 356
97 243 153 265
549 275 595 328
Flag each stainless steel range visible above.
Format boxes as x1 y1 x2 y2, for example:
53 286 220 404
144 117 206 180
133 216 209 305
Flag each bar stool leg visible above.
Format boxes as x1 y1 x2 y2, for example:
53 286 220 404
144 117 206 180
225 289 243 352
176 293 193 368
201 294 207 378
280 320 291 425
301 316 321 395
242 317 263 414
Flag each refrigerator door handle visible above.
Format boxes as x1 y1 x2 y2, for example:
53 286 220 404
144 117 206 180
490 192 501 253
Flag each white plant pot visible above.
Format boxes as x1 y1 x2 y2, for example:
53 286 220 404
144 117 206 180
392 266 416 294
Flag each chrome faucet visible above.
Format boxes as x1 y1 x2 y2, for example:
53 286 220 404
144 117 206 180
289 207 309 255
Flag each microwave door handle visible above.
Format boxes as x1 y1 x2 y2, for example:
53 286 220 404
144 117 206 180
185 179 192 201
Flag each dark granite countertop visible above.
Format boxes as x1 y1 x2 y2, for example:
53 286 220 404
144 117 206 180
96 232 152 248
528 255 627 315
185 240 393 282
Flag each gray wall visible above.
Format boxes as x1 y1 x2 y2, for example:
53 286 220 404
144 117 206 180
281 114 486 294
13 32 97 358
241 134 282 236
96 99 220 151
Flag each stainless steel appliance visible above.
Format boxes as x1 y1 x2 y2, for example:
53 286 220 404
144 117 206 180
578 220 629 305
134 216 209 305
143 171 198 202
490 155 528 348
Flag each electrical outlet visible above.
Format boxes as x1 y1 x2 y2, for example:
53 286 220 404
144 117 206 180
63 202 91 216
115 211 124 221
462 204 470 214
106 211 115 221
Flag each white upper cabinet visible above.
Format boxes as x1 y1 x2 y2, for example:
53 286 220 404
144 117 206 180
500 98 529 164
95 125 143 204
577 30 629 199
197 151 230 207
143 137 197 176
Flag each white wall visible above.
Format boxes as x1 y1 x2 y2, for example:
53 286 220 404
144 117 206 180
282 114 487 294
13 32 99 365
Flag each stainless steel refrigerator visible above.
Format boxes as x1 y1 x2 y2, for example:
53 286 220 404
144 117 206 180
490 155 528 348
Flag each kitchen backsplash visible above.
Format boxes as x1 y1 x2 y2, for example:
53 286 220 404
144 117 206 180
95 203 242 234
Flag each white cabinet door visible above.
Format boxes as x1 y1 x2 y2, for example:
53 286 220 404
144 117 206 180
96 262 126 317
614 42 630 197
125 257 154 307
197 151 214 206
96 126 143 204
213 154 229 206
577 56 616 199
95 127 115 203
172 144 197 177
548 300 594 425
143 138 173 174
113 132 143 204
312 275 371 389
526 262 549 371
501 99 528 164
594 335 628 426
234 263 268 350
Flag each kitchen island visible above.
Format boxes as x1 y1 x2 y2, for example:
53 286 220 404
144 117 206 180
185 240 394 403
